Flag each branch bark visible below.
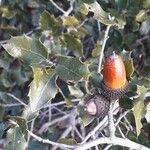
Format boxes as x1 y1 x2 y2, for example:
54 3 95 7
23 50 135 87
77 137 150 150
28 130 150 150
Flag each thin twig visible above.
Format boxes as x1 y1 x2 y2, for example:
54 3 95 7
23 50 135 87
27 118 35 147
7 93 27 107
52 126 73 150
0 103 23 107
27 130 76 149
124 116 133 131
49 0 75 16
115 110 131 126
49 0 66 14
64 0 75 16
117 125 126 138
104 144 112 150
74 127 84 140
44 99 80 108
48 101 52 122
39 114 70 134
98 25 111 73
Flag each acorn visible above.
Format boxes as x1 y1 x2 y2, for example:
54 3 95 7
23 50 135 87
84 94 110 118
101 52 128 100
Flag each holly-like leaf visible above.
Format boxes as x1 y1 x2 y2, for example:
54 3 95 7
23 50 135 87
28 69 58 112
136 10 148 22
87 2 126 28
2 35 48 66
133 85 147 136
63 16 79 27
63 33 83 56
120 50 134 80
89 1 108 19
87 1 115 25
4 127 26 150
56 56 90 81
40 10 62 36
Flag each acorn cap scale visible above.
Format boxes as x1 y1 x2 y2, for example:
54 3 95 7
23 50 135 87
101 81 128 100
85 94 109 118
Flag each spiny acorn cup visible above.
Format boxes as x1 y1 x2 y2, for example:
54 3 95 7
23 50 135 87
84 94 110 118
101 52 128 100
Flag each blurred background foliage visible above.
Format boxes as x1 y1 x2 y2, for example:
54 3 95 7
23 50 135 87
0 0 150 149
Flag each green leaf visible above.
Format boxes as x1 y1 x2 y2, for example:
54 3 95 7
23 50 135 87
1 6 17 19
63 16 79 27
0 52 13 70
120 50 134 80
32 67 43 87
89 71 103 88
132 21 140 32
68 85 84 98
77 105 94 126
109 29 123 49
80 0 94 3
4 127 26 150
136 10 148 22
2 35 48 66
136 77 150 88
79 3 89 15
119 95 133 109
87 1 116 25
8 116 27 139
56 56 90 81
143 0 150 9
124 58 134 80
117 0 128 10
140 65 150 78
133 85 147 136
89 1 108 18
28 69 58 112
92 46 100 57
63 33 83 56
0 122 9 138
40 10 62 36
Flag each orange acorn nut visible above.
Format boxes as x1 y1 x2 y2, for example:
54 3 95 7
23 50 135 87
101 52 128 100
103 53 126 89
